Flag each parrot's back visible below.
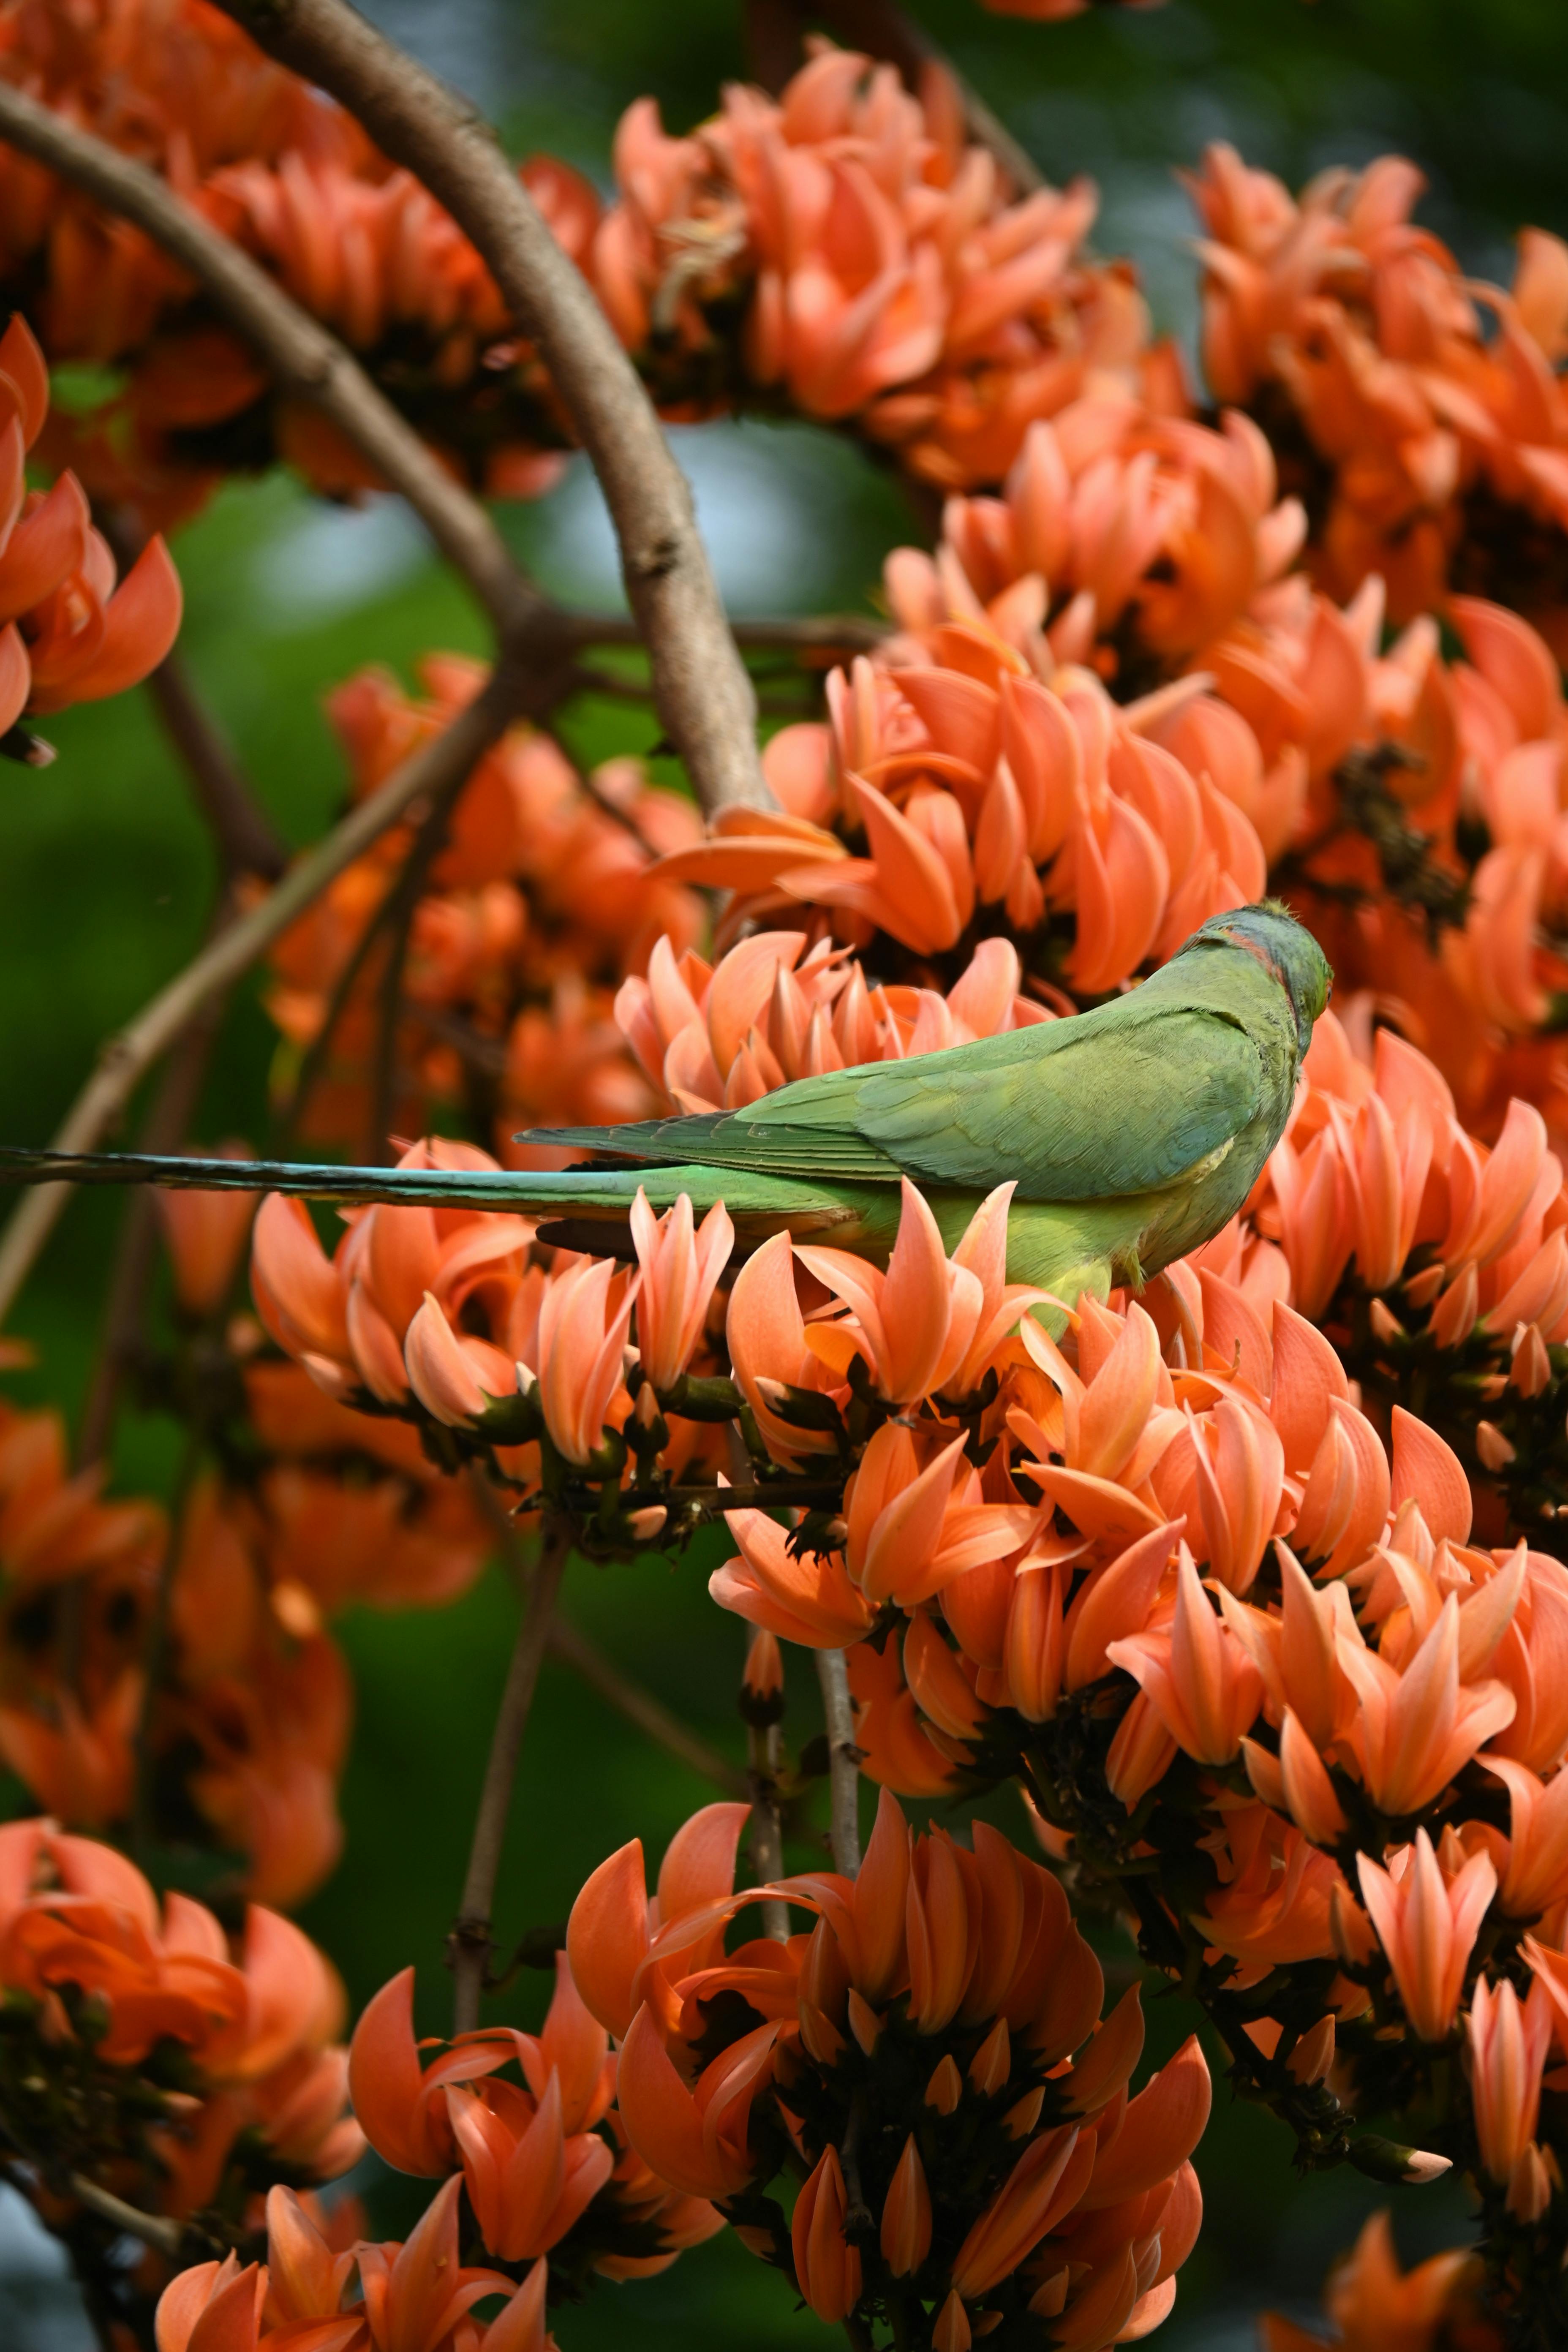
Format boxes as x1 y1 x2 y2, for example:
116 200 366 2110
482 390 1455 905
527 931 1304 1222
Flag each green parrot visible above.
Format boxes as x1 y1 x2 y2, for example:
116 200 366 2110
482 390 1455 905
0 901 1330 1318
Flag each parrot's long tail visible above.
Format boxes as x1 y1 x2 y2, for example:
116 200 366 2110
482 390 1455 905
0 1144 884 1245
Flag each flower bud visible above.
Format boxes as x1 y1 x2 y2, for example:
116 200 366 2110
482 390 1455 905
1285 2014 1335 2085
1368 1298 1405 1345
926 2054 963 2115
969 2017 1011 2096
791 2146 861 2325
934 2290 972 2352
626 1505 669 1543
1430 1261 1478 1348
847 1989 882 2056
1476 1421 1516 1471
1511 1323 1552 1399
1347 2134 1451 2185
1507 2142 1552 2224
879 2136 932 2277
1403 1262 1446 1309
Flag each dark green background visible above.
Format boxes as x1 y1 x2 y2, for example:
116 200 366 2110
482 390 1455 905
5 0 1562 2339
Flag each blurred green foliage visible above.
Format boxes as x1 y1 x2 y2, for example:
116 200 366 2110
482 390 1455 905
3 0 1559 2337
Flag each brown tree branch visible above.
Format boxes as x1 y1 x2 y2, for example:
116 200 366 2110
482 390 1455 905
449 1516 570 2034
215 0 772 817
73 916 235 1467
0 671 520 1326
562 613 889 658
814 1647 861 1875
65 2174 185 2260
0 79 547 655
746 0 1043 194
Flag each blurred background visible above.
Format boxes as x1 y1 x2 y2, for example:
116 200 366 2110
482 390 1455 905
3 0 1565 2341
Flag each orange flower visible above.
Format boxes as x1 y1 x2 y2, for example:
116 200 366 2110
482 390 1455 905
1334 1592 1516 1819
842 1419 1040 1612
709 1508 874 1651
1106 1545 1264 1767
1357 1829 1496 2043
155 1146 259 1317
447 2070 615 2261
797 1179 1050 1405
347 1965 524 2177
1259 2210 1479 2352
1465 1973 1553 2186
629 1189 733 1392
881 2134 933 2276
792 2145 863 2323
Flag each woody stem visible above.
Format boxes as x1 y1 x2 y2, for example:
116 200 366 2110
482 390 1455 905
816 1647 862 1875
449 1515 571 2034
748 1716 790 1941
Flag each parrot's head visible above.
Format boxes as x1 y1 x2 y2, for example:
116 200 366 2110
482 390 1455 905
1189 901 1333 1059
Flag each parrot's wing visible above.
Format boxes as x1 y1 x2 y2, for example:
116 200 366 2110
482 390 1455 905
844 1001 1264 1197
528 997 1264 1201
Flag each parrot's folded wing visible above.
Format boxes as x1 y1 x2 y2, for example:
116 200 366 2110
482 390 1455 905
526 999 1263 1203
847 1003 1264 1197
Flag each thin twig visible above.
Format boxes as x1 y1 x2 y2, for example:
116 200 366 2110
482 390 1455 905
65 2174 184 2260
0 672 521 1326
748 1709 790 1942
814 1647 861 1876
746 0 1043 194
449 1515 571 2034
0 80 545 652
548 1614 748 1799
74 936 234 1467
98 509 287 882
363 771 466 1162
466 1466 745 1795
216 0 772 817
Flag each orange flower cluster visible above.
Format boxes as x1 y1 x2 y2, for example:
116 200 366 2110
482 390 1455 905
0 1819 358 2252
0 1264 489 1905
593 43 1176 491
348 1952 721 2282
0 310 179 738
670 555 1568 1159
157 1946 727 2352
1190 145 1568 642
267 658 701 1159
566 1790 1209 2348
663 640 1270 994
2 6 1181 514
1260 2211 1500 2352
158 2180 556 2352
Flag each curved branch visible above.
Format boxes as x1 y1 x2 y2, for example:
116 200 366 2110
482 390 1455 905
0 671 520 1325
0 78 545 653
215 0 772 818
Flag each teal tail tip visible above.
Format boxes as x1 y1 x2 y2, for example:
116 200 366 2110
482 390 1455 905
0 1145 525 1206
